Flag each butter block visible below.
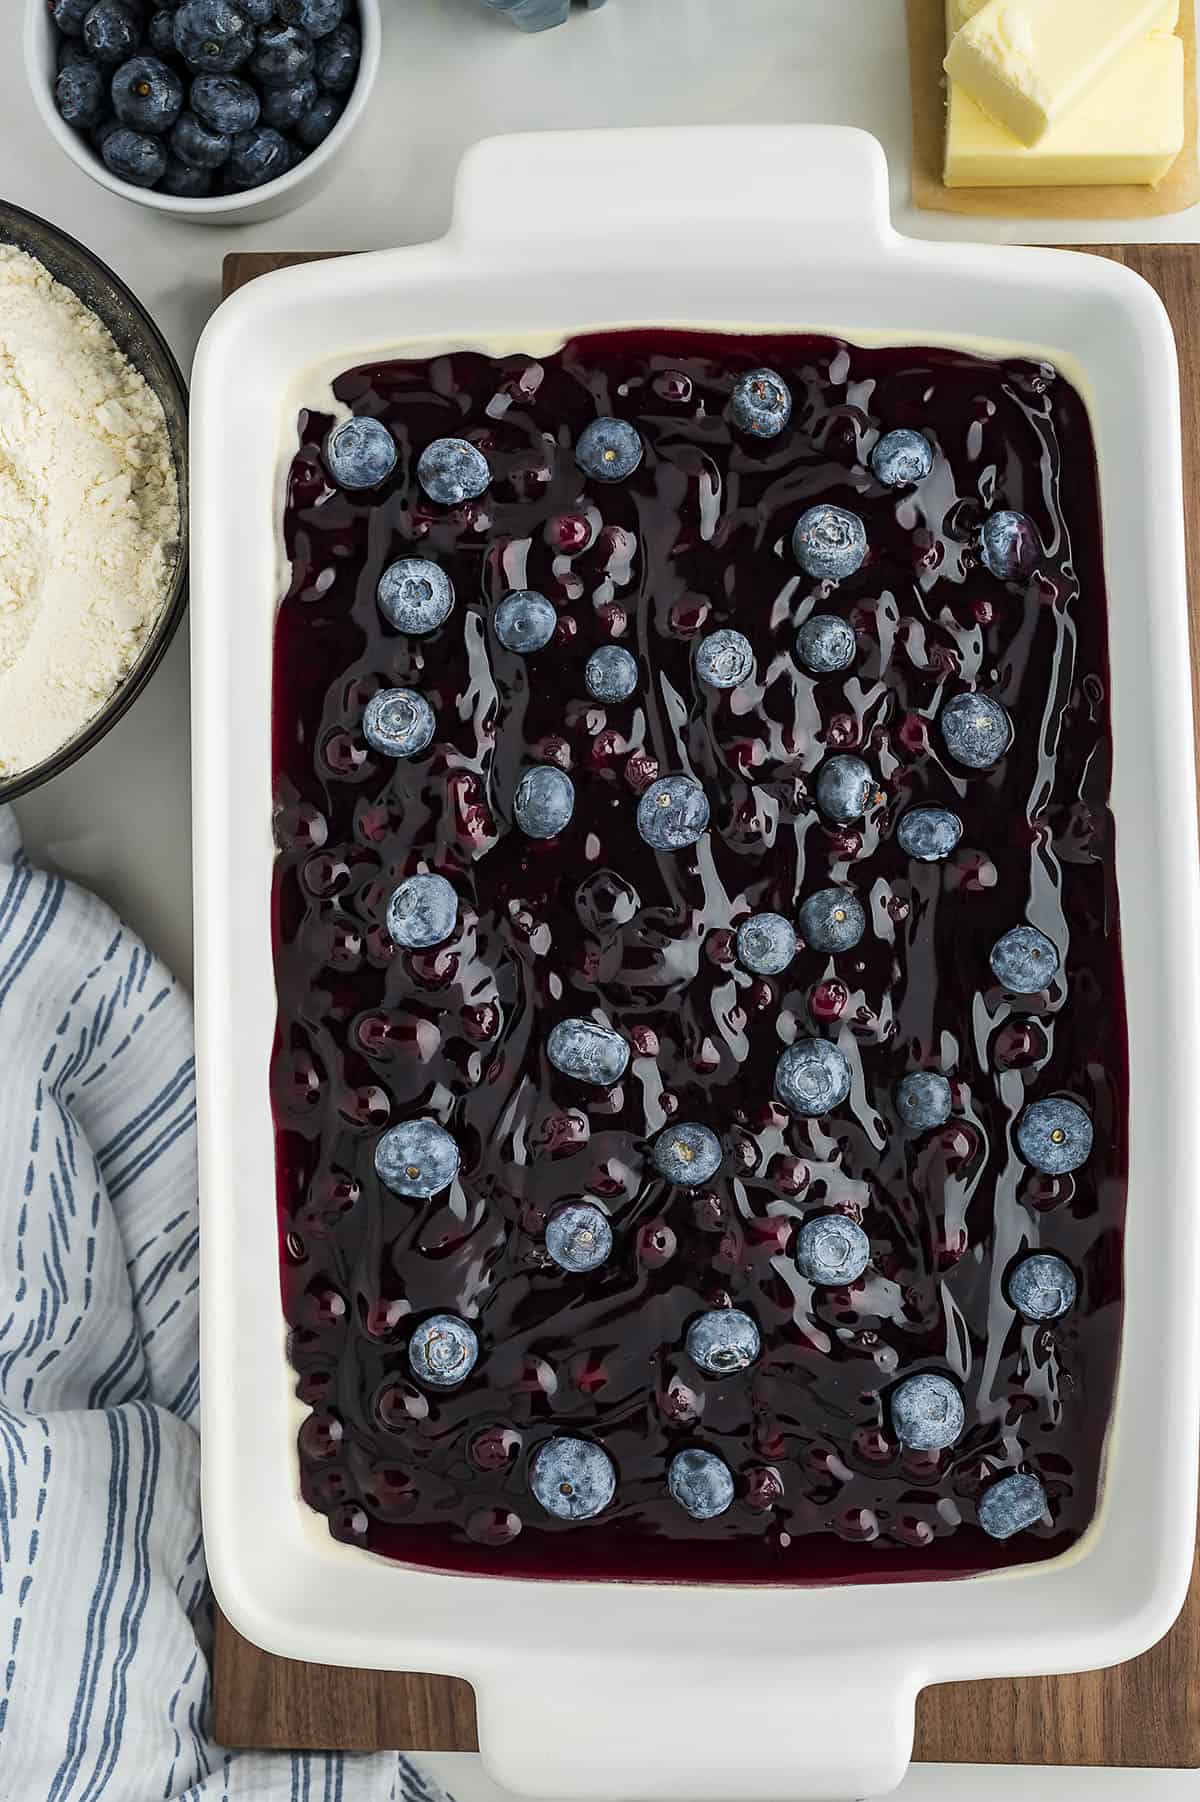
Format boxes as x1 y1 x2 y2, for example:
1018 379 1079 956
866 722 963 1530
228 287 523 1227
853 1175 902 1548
944 0 1178 145
947 0 1176 32
944 31 1185 187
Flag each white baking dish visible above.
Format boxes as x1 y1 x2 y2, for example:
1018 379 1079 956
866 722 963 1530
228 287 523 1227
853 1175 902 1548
192 126 1200 1802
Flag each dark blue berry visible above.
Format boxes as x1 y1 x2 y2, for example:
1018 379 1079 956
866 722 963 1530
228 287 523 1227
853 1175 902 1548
940 692 1012 770
170 110 232 168
815 754 877 823
239 0 273 19
112 57 185 132
897 806 962 862
375 1118 460 1199
158 155 213 195
890 1374 964 1450
1008 1253 1077 1321
314 20 359 90
259 74 318 128
793 505 867 581
363 689 435 759
796 613 855 674
990 925 1060 993
576 417 642 482
408 1315 479 1388
651 1123 722 1187
636 775 709 851
774 1039 852 1117
514 765 575 838
978 1472 1047 1539
871 428 933 488
174 1 255 72
417 437 490 506
83 0 141 63
735 913 796 976
377 559 454 634
102 127 168 186
729 367 791 439
530 1437 616 1520
545 1203 612 1274
191 73 260 132
324 416 396 490
55 62 107 129
585 644 638 702
249 21 315 84
386 874 458 950
52 0 95 35
686 1309 760 1376
277 0 346 33
1016 1098 1092 1175
227 124 290 187
546 1018 629 1087
795 1215 870 1285
981 509 1039 582
798 887 864 954
895 1071 952 1132
668 1448 734 1520
295 93 341 146
695 629 753 689
495 590 556 653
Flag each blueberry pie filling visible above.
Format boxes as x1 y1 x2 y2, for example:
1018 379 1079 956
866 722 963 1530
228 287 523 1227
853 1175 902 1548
273 329 1126 1583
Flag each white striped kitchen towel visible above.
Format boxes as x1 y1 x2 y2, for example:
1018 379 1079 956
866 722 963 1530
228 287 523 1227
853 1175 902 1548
0 806 453 1802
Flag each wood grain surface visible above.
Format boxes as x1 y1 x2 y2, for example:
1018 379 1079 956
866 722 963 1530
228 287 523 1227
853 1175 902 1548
213 246 1200 1764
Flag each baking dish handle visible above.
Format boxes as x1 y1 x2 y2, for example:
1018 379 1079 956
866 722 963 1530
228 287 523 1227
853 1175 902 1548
449 125 894 254
473 1654 917 1802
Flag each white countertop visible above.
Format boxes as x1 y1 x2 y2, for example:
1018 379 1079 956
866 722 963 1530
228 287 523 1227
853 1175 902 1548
10 0 1200 984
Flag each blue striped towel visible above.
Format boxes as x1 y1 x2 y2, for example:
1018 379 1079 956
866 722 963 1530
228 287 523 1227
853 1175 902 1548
0 807 454 1802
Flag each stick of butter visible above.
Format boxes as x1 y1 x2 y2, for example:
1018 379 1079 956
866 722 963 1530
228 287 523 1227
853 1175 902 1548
944 0 1179 144
944 31 1185 186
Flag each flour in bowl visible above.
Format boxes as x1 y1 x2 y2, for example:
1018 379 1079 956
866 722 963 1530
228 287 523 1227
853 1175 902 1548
0 246 179 778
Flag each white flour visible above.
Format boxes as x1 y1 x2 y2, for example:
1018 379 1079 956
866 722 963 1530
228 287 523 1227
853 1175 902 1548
0 246 179 778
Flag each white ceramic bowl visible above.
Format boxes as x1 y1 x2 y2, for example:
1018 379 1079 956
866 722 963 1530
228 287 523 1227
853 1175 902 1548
24 0 380 226
192 127 1200 1802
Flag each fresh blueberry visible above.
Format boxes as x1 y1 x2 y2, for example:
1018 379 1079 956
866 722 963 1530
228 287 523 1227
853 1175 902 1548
83 0 141 63
651 1123 722 1187
52 0 95 35
362 689 436 759
495 590 556 654
695 629 754 690
112 57 185 132
792 505 868 582
815 754 877 824
374 1118 460 1199
417 437 490 506
636 775 709 851
545 1203 613 1274
576 417 642 483
148 9 179 54
102 127 168 187
239 0 274 19
529 1437 616 1521
940 692 1012 770
585 644 638 702
323 416 395 490
736 912 797 976
259 74 318 128
514 765 575 838
55 62 107 130
668 1448 735 1520
227 124 291 187
376 558 454 634
978 1472 1048 1540
295 92 341 146
774 1039 852 1117
796 613 855 675
1008 1252 1077 1321
158 154 214 195
408 1315 479 1389
798 887 865 954
313 20 359 90
895 1071 952 1132
795 1214 871 1285
897 806 962 863
981 510 1039 582
890 1373 964 1451
277 0 346 33
170 110 232 168
990 925 1060 993
1016 1098 1093 1175
191 73 260 133
173 1 255 72
871 428 933 488
546 1018 629 1087
250 21 315 84
686 1308 761 1376
729 366 791 439
386 874 458 950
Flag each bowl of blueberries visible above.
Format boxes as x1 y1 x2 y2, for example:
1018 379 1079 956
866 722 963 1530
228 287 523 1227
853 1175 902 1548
26 0 381 221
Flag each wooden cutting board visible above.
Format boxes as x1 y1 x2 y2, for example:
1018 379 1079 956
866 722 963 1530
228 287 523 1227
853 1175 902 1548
213 245 1200 1765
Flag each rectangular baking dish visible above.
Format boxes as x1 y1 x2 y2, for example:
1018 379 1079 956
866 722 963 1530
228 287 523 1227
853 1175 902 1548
192 126 1200 1802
